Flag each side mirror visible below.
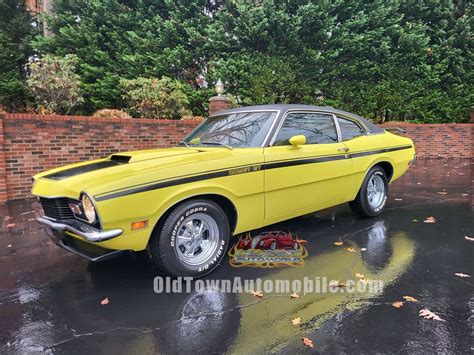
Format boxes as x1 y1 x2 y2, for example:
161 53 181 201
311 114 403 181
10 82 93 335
289 135 306 148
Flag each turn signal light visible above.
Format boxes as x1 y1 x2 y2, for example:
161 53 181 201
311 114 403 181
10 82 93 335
131 220 148 231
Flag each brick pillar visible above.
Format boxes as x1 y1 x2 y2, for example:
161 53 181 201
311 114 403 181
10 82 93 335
0 114 8 203
208 96 232 116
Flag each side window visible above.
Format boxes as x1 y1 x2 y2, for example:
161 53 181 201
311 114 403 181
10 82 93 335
337 117 365 141
273 112 338 146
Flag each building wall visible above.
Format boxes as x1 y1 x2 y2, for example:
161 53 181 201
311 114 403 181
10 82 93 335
0 113 472 202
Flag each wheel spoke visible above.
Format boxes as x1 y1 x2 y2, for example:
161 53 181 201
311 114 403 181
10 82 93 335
197 221 205 237
177 235 192 246
184 221 194 234
185 244 195 256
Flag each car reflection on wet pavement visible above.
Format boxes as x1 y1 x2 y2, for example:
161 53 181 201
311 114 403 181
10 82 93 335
0 159 472 354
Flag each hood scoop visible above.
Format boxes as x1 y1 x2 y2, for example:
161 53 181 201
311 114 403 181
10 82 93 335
110 155 131 164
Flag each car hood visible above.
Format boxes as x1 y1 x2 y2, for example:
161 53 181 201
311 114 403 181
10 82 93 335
32 147 237 199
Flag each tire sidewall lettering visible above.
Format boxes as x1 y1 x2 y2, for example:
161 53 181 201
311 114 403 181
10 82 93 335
170 207 208 247
198 240 225 273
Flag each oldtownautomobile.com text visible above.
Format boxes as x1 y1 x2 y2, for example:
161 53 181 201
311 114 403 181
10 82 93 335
153 276 384 294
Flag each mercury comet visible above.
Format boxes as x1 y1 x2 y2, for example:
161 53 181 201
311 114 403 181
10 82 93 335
32 104 415 277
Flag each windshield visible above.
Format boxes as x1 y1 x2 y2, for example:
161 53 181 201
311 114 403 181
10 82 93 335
183 111 278 148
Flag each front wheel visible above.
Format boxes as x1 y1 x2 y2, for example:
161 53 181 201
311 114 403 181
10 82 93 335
349 166 388 218
148 199 230 278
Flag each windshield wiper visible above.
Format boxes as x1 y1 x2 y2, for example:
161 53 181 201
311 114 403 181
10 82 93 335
200 141 233 150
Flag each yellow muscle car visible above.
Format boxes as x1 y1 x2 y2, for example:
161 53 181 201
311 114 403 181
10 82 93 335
32 104 415 277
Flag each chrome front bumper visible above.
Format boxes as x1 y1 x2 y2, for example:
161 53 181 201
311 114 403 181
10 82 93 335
36 216 123 242
36 216 129 262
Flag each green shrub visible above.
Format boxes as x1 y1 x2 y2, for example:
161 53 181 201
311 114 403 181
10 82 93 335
26 55 83 114
121 77 191 119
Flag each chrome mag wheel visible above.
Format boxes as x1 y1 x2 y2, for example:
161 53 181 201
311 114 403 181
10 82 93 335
175 213 220 266
367 173 385 209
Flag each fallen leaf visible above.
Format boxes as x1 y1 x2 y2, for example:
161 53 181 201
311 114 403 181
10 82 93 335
290 292 300 299
461 193 468 197
423 216 436 223
419 308 444 321
100 297 110 305
7 244 12 248
360 248 367 252
465 236 474 242
454 273 471 278
394 198 403 201
250 290 263 298
403 296 419 302
329 280 346 288
334 241 343 246
6 342 11 347
412 219 418 222
6 223 15 228
302 337 314 348
392 301 404 308
436 191 447 195
355 273 365 279
345 247 357 253
292 317 301 325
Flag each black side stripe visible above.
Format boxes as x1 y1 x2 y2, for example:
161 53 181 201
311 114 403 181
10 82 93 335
94 145 412 201
96 169 232 201
265 154 348 170
349 145 412 158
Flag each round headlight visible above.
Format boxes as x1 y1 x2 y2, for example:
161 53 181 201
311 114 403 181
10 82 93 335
81 194 96 224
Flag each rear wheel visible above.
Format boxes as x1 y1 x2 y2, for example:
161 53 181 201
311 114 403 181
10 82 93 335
148 199 230 277
349 166 388 217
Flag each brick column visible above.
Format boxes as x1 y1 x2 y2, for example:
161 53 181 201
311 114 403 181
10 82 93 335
208 96 232 116
0 114 8 203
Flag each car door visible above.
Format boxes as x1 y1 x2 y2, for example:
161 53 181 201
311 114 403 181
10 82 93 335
263 111 354 223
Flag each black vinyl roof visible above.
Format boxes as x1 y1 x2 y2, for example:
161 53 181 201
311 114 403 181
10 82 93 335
212 104 384 134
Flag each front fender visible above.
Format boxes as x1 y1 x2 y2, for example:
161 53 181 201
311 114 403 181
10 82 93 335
93 178 264 251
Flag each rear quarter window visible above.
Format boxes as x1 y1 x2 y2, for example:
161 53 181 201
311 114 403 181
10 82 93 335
337 117 366 141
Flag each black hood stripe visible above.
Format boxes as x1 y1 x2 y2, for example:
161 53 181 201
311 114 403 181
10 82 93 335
43 160 126 180
94 145 412 202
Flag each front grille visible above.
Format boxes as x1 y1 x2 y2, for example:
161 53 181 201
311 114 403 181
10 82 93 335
39 197 75 220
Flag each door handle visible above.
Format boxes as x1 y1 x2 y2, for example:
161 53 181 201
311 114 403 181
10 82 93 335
338 147 350 153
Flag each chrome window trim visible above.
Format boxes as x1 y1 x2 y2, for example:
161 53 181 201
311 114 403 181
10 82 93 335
332 113 342 142
268 110 340 147
184 109 281 148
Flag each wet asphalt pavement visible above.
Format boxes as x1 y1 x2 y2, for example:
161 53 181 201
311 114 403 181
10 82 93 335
0 159 473 354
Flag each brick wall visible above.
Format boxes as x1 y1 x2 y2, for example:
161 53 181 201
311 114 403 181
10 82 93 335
380 122 473 159
0 113 472 202
0 114 200 201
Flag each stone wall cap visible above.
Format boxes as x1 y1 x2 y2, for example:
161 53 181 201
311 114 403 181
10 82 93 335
209 95 232 102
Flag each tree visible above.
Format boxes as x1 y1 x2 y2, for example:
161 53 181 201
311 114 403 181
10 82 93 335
32 0 472 121
27 54 84 114
0 0 38 111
